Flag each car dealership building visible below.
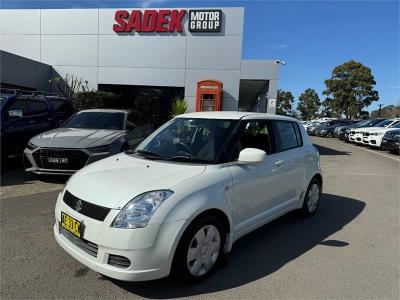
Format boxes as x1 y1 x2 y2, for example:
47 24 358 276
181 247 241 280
0 7 281 118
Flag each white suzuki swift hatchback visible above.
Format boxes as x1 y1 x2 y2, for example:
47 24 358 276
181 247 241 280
54 112 322 282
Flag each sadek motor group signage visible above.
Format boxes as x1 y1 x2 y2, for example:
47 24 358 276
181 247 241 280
113 9 222 33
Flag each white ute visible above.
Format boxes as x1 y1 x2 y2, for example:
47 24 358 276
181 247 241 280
54 112 322 282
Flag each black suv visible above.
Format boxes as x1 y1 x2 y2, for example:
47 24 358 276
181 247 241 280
1 89 74 160
381 130 400 155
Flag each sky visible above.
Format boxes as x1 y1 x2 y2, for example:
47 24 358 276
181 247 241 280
1 0 399 112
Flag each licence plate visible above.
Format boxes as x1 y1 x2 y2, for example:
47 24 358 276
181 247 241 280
48 157 68 163
61 212 82 238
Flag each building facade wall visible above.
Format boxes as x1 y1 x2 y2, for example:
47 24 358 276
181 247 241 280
0 7 245 111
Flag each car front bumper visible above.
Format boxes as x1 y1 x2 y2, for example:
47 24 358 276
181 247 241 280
381 139 400 153
53 192 185 281
24 147 112 175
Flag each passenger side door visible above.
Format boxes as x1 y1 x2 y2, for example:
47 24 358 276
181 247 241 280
227 120 285 236
26 98 53 137
272 120 306 208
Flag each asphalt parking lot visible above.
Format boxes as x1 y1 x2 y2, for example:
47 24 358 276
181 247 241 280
1 137 399 299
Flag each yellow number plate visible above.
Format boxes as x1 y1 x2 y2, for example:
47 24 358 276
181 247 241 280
61 212 82 238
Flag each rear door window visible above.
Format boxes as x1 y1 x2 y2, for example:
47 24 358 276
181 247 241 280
7 99 30 118
275 121 302 152
26 100 49 116
48 98 71 113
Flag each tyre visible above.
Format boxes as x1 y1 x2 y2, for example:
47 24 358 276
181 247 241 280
301 178 322 217
172 215 226 283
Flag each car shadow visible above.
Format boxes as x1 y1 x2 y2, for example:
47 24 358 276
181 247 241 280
313 144 351 155
1 156 69 187
109 193 365 298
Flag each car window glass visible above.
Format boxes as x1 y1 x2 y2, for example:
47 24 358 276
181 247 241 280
137 118 238 163
223 120 275 162
293 122 303 146
49 98 71 113
7 100 30 117
275 121 301 151
63 112 125 130
27 100 48 116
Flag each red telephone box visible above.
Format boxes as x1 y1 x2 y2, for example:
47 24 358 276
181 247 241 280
195 79 223 112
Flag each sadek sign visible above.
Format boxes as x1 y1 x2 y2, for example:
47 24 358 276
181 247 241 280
113 9 222 33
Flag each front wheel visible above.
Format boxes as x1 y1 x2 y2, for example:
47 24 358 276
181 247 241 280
172 216 225 283
301 178 321 217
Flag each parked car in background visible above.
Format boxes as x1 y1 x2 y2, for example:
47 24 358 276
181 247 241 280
381 129 400 154
24 109 153 175
344 119 386 142
308 120 348 136
314 121 352 137
1 89 74 160
54 112 322 283
349 119 396 144
361 121 400 148
333 120 361 138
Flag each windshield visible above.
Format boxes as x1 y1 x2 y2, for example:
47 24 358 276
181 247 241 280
354 120 369 127
392 123 400 129
375 119 394 127
135 118 239 163
63 111 125 130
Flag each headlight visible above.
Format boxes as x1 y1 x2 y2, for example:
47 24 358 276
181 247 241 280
111 190 173 229
88 144 112 154
27 142 38 150
375 132 384 136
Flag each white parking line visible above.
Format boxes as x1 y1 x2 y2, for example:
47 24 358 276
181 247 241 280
344 142 400 162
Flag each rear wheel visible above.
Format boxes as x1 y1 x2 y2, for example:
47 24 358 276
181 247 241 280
172 216 225 283
301 178 321 217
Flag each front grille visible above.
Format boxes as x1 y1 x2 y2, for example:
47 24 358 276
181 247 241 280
108 254 131 268
363 132 369 137
60 226 98 257
63 190 111 221
32 148 89 170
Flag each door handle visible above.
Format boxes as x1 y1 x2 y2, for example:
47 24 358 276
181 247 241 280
274 160 284 166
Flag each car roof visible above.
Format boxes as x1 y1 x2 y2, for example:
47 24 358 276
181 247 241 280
77 109 130 114
177 111 297 121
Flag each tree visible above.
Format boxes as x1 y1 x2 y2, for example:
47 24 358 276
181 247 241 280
323 60 379 119
297 88 321 120
49 73 89 101
276 89 294 116
370 104 400 118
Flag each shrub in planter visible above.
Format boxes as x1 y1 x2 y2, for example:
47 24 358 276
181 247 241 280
74 91 120 111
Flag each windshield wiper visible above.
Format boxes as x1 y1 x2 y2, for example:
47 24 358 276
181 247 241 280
167 155 210 163
132 149 165 158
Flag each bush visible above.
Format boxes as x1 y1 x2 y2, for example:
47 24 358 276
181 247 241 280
74 91 120 111
170 98 188 117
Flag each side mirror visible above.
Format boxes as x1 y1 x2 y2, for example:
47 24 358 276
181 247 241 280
238 148 266 164
8 109 23 118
